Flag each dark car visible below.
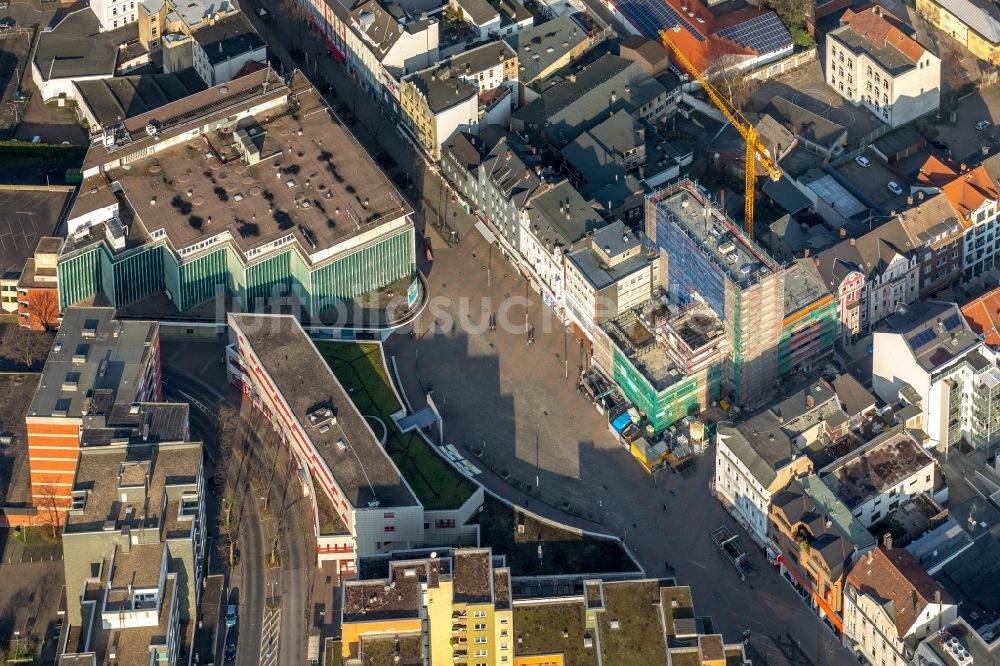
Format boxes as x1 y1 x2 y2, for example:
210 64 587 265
0 17 15 29
224 628 237 663
930 140 949 150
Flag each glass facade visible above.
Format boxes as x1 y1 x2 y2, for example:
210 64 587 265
58 227 416 318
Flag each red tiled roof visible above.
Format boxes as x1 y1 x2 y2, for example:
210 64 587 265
841 3 926 64
962 286 1000 347
941 165 1000 228
846 547 950 637
660 0 763 71
915 155 959 188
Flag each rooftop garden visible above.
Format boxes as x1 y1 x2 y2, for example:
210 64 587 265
317 341 476 510
472 496 637 576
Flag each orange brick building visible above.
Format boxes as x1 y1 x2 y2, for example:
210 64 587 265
25 307 161 511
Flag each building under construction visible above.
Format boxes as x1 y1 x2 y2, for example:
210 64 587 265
646 181 784 408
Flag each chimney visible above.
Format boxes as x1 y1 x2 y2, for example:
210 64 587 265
907 195 913 205
982 144 990 156
850 238 856 246
804 248 810 258
883 532 893 550
805 394 815 408
918 191 925 200
839 227 847 238
961 163 968 172
813 257 820 268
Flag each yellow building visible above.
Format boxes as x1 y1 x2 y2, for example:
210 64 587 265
340 547 749 665
917 0 1000 65
400 41 518 161
341 548 513 665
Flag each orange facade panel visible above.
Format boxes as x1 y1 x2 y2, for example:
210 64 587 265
30 471 76 488
26 458 79 472
28 435 81 449
26 421 82 436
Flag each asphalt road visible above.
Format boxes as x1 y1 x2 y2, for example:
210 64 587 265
162 366 268 666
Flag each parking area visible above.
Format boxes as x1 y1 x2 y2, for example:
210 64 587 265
834 149 910 213
0 189 71 275
0 374 39 507
0 532 65 664
0 29 30 138
935 86 1000 161
748 59 883 148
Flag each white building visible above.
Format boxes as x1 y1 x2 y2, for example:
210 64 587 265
872 300 1000 452
315 0 439 109
92 0 138 31
843 546 957 665
519 180 604 316
562 221 654 341
714 381 844 548
228 313 482 573
163 12 267 86
819 430 935 527
940 163 1000 280
826 4 941 127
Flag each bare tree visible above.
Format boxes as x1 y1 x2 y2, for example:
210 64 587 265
703 53 759 113
29 291 60 332
35 484 63 540
1 326 52 369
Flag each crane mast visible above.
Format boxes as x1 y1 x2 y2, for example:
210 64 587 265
659 28 782 238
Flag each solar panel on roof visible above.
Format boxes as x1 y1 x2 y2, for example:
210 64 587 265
614 0 705 41
717 12 792 55
943 314 962 331
909 329 937 349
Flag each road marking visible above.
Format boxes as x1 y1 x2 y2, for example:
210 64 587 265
259 607 280 666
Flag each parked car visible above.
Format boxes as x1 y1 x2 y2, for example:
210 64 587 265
0 17 15 29
930 140 949 150
855 156 871 167
887 181 904 196
224 628 237 663
0 3 10 10
977 120 991 131
225 604 237 628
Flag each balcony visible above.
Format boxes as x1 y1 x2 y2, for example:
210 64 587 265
452 624 466 633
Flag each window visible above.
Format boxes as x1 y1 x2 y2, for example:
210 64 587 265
474 623 487 631
475 650 487 658
383 512 394 519
475 637 488 644
383 526 395 532
473 610 487 618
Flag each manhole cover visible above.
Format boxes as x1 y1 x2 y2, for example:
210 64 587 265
149 165 162 174
192 197 206 206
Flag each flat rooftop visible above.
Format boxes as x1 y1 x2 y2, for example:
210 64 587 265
603 308 681 390
66 441 201 533
74 70 410 259
232 314 418 508
28 308 156 420
33 9 143 81
0 190 72 278
822 431 933 509
784 258 831 317
453 549 493 604
73 69 208 129
192 12 265 66
343 556 444 623
652 184 779 285
505 15 589 82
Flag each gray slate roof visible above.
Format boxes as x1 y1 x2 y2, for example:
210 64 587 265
524 180 603 250
74 69 207 128
505 15 589 83
514 54 665 146
193 12 266 65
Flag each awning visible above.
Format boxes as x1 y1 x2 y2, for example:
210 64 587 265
475 220 498 246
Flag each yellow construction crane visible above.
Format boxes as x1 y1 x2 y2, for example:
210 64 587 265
659 28 782 238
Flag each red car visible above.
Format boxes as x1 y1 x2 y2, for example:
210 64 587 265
423 237 433 262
